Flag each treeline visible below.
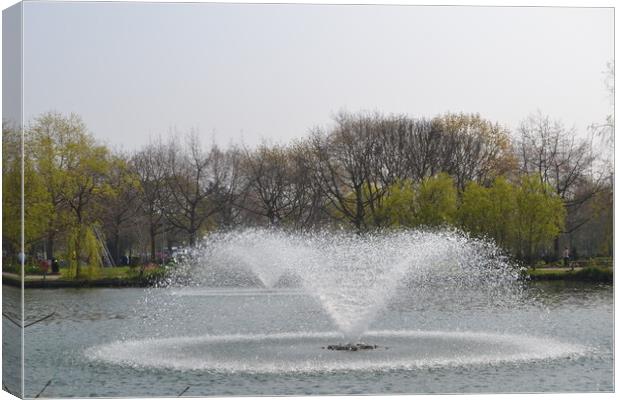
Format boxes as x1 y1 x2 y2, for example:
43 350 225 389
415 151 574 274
2 110 612 275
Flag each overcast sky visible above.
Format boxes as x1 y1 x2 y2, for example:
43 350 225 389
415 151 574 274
14 2 615 149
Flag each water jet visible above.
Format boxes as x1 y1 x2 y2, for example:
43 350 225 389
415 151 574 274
186 228 521 341
84 228 592 383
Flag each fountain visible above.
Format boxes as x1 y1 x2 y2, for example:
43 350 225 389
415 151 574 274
86 228 586 373
184 229 520 342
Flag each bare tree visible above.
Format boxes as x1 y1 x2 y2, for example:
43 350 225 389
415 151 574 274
590 60 614 145
432 113 515 190
211 146 245 229
100 153 141 263
238 143 297 226
162 134 222 246
236 141 326 228
286 141 327 228
374 116 438 184
309 112 386 231
517 112 602 257
132 141 170 261
29 113 86 260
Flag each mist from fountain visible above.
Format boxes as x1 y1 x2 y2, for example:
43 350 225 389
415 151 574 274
174 228 521 341
86 228 592 375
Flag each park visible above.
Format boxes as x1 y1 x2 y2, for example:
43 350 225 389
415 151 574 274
1 2 613 398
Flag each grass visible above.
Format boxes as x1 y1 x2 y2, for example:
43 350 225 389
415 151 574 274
62 266 133 279
527 266 613 283
59 265 168 282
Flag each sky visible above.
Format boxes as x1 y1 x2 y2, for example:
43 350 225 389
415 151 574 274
9 2 616 149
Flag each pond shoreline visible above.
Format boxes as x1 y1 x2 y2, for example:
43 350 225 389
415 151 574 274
4 265 614 289
525 266 613 283
2 272 153 288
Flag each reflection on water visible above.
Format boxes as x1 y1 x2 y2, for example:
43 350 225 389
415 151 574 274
16 282 613 397
86 329 586 373
3 285 23 397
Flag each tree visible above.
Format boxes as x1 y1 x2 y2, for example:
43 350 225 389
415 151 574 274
514 175 565 263
458 177 517 250
239 143 296 226
285 141 326 228
566 180 613 257
163 134 222 246
59 129 111 278
487 177 519 249
31 113 112 276
29 112 85 260
374 179 417 228
376 173 457 228
414 173 457 227
2 124 22 256
309 112 386 231
3 122 52 260
431 113 516 190
28 112 112 278
132 141 172 261
210 146 245 229
236 142 324 228
100 153 142 263
458 181 493 237
517 112 600 258
590 60 614 145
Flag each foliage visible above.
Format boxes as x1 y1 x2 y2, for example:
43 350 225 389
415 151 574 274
514 175 566 262
431 113 517 189
2 124 53 253
374 173 457 228
27 112 112 277
415 173 457 227
527 266 612 283
458 181 494 236
374 180 417 227
458 177 517 248
66 225 103 279
3 109 606 270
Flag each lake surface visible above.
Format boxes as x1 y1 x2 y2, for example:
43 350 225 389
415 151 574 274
4 281 613 397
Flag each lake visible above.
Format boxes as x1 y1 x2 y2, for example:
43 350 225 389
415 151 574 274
2 281 613 397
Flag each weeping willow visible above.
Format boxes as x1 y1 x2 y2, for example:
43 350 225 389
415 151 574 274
66 224 103 279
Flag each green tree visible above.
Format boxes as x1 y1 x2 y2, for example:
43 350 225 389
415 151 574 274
458 180 493 237
2 123 51 261
415 173 457 227
458 177 517 249
99 154 142 263
376 173 457 228
514 175 565 263
30 112 111 278
374 179 417 227
2 124 24 257
30 112 83 260
487 177 518 248
62 133 111 278
431 113 517 189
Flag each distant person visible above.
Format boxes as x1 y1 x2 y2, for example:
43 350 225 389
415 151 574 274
51 258 60 274
563 247 570 269
39 259 50 275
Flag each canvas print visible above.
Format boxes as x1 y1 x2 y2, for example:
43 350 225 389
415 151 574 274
2 2 614 398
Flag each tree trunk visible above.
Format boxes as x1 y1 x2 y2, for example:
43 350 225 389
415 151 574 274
113 232 121 265
355 186 364 233
74 227 82 279
150 228 157 263
554 236 561 261
46 233 55 261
